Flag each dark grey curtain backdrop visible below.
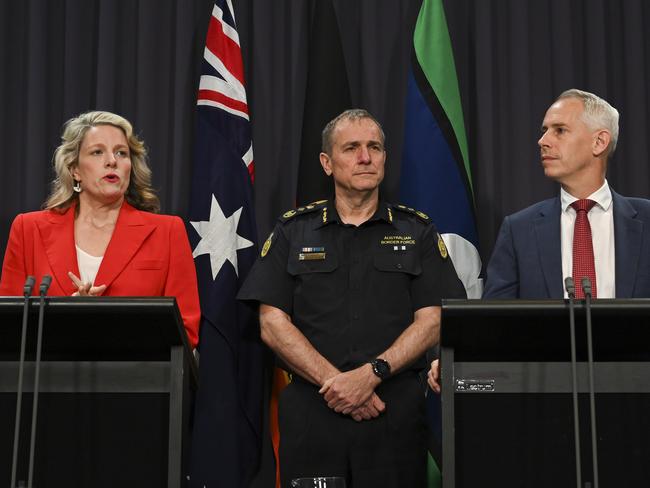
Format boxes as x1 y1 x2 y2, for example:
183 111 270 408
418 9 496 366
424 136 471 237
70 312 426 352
2 0 650 269
0 0 647 267
0 0 214 252
451 0 650 257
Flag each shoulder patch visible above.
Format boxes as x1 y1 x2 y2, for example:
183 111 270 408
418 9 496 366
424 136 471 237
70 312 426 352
260 231 274 258
393 204 431 223
437 233 449 259
278 200 328 223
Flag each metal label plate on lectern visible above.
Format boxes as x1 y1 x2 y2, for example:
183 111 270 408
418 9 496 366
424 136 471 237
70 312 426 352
455 378 495 392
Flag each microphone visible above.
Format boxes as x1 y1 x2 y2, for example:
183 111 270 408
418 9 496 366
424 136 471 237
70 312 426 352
23 276 35 297
581 277 599 488
39 275 52 296
27 275 52 488
581 277 592 299
565 277 575 298
564 277 582 488
11 276 36 488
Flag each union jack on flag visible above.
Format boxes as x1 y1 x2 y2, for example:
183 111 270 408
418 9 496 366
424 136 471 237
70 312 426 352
187 0 263 486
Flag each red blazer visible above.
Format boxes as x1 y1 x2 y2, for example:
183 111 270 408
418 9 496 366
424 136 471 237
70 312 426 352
0 201 200 347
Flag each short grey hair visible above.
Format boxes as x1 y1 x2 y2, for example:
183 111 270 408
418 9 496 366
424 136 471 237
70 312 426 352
557 88 620 156
321 109 385 155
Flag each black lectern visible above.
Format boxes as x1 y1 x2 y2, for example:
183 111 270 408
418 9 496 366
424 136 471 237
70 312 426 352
440 299 650 487
0 296 197 488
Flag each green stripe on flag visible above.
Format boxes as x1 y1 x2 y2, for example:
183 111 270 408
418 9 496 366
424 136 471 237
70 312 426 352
413 0 472 190
427 452 442 488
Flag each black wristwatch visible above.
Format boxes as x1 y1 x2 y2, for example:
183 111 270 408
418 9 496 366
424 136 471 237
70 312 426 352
370 358 391 380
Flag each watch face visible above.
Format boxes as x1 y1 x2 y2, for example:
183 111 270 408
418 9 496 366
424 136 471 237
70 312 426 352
372 359 390 378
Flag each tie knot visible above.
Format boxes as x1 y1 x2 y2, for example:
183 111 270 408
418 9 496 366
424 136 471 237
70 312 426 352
571 199 596 213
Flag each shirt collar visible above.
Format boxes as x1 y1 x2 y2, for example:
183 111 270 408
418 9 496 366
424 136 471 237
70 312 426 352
314 199 395 228
560 179 612 213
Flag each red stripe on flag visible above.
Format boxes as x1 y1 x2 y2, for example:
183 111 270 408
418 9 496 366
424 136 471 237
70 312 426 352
206 15 245 85
198 89 249 116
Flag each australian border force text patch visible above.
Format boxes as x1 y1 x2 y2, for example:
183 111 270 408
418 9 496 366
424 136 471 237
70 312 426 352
381 235 415 251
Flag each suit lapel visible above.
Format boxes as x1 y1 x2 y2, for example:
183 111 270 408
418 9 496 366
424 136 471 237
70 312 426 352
534 198 563 298
94 202 156 289
613 191 642 298
36 207 79 294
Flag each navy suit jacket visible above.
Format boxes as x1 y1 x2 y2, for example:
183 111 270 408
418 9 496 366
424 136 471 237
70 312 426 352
483 190 650 299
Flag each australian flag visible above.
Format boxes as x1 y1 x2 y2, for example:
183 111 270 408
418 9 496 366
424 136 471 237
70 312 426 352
187 1 263 486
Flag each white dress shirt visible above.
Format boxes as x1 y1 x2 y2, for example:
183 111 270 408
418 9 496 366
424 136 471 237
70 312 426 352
560 180 615 298
76 245 103 286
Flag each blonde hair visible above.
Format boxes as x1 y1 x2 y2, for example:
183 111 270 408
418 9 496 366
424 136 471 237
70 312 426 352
44 111 160 213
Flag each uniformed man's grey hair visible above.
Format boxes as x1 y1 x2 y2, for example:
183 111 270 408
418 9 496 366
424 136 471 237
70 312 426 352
321 109 385 155
556 88 620 156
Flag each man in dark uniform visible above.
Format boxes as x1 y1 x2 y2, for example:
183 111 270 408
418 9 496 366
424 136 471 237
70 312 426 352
238 109 465 487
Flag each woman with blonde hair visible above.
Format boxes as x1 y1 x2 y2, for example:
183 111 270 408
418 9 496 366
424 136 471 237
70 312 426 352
0 111 200 346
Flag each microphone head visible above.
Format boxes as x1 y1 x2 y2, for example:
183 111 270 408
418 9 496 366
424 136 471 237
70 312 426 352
39 275 53 296
564 276 575 296
23 276 36 297
581 277 592 296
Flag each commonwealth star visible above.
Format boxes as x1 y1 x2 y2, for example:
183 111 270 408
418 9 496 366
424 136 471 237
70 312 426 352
191 194 254 279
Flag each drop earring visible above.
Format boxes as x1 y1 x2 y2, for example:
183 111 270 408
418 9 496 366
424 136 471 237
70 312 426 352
73 180 82 193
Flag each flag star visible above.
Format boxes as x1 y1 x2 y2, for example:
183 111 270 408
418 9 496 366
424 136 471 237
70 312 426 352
191 194 253 279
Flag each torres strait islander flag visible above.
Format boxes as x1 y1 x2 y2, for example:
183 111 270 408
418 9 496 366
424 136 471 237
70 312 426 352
187 1 263 486
400 0 482 487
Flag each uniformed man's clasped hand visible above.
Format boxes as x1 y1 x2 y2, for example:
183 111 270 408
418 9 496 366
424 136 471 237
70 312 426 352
319 364 386 421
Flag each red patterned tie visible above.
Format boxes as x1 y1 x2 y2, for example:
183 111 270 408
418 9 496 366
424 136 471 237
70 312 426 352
571 199 597 299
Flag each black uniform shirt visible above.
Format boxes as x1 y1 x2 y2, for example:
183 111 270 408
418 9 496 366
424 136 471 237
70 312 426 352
238 200 466 371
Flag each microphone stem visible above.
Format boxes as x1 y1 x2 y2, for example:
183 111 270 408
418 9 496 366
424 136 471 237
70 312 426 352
11 281 33 488
584 292 599 488
27 280 50 488
567 293 582 488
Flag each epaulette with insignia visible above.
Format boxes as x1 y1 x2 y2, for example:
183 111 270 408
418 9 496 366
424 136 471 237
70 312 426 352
278 200 328 223
392 204 431 223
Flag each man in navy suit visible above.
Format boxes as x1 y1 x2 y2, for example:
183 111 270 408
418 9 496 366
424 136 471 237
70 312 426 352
428 88 650 391
483 88 650 300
